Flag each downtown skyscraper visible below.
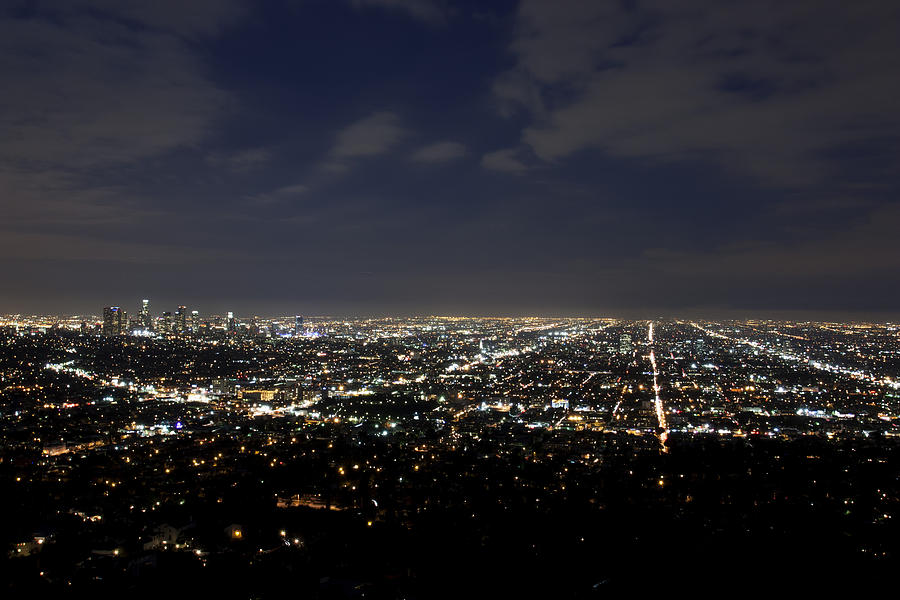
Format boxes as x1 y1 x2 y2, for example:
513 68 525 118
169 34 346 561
102 306 127 336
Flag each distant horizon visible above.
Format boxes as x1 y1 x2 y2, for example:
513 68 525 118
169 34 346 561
2 306 898 324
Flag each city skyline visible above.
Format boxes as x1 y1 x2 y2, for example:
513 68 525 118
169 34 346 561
5 304 900 323
3 2 899 595
2 314 898 594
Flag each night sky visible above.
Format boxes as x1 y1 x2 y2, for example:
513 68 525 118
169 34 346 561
2 0 899 318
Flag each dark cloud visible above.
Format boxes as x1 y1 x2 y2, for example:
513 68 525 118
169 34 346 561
45 0 249 37
0 18 232 169
207 147 272 172
247 183 309 205
410 141 467 163
330 111 407 159
349 0 450 25
480 148 528 173
0 1 239 253
498 0 900 187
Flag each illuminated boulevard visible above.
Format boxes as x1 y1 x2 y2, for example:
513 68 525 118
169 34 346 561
648 321 669 452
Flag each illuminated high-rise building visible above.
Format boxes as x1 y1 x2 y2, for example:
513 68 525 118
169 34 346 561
102 306 127 336
140 299 151 328
226 311 235 332
618 334 633 356
294 315 304 336
175 306 187 334
190 310 200 333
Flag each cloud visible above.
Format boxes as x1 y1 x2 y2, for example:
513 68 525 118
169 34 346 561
410 141 466 163
207 147 272 172
317 161 352 175
0 166 153 228
248 183 309 204
492 69 545 118
615 202 900 313
331 111 407 159
481 148 528 173
496 0 900 187
0 18 233 169
41 0 248 38
0 229 243 264
0 3 240 258
349 0 449 25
